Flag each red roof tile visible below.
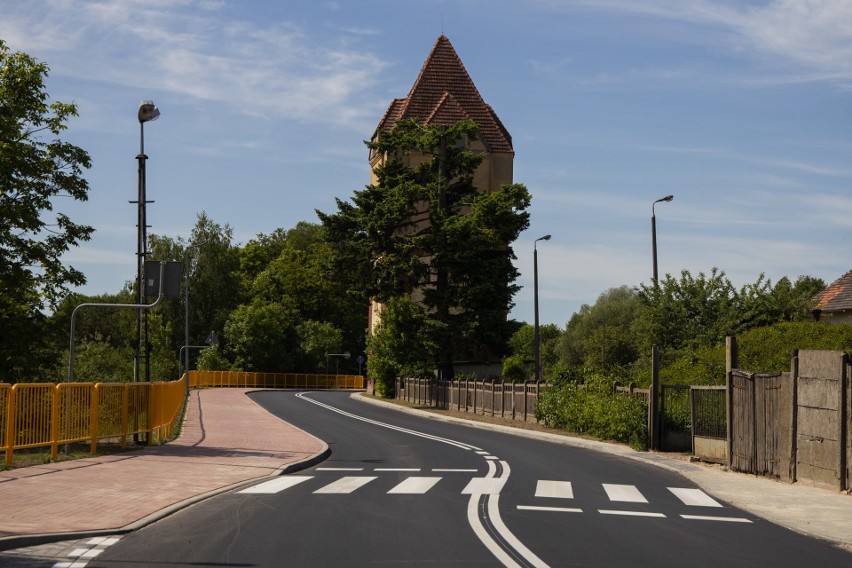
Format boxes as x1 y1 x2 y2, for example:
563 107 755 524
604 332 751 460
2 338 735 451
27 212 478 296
813 270 852 312
374 35 513 153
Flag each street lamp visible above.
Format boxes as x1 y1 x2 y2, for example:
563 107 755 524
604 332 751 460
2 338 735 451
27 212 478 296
534 234 551 383
134 100 160 383
651 195 673 285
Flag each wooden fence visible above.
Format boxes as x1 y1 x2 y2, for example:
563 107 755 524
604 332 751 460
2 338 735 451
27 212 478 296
728 348 850 491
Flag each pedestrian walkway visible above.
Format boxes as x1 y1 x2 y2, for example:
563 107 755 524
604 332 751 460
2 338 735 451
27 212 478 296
0 388 326 550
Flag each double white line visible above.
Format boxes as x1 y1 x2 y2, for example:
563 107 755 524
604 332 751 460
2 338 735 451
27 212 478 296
297 393 549 567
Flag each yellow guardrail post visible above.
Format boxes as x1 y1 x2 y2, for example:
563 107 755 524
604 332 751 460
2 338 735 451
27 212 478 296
121 383 129 449
5 386 15 466
51 384 60 461
90 383 100 454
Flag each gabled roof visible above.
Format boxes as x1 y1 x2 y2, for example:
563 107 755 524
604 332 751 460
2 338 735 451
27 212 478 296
813 270 852 312
373 35 513 153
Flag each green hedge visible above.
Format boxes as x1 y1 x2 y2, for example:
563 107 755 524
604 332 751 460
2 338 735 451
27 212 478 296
535 381 648 450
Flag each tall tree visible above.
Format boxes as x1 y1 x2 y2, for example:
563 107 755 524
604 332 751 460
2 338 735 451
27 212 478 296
0 39 93 378
320 119 530 379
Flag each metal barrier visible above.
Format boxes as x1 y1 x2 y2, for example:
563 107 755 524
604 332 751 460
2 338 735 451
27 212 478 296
2 376 187 467
188 371 365 390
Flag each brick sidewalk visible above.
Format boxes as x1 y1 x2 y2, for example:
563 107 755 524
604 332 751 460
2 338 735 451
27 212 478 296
0 389 326 547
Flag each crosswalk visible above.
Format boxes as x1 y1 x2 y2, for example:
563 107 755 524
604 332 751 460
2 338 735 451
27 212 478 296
235 470 753 523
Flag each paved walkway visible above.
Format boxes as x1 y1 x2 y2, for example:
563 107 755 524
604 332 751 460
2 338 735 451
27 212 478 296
1 389 850 555
0 388 326 549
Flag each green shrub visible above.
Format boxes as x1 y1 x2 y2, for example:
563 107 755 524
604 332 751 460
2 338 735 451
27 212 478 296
536 378 648 450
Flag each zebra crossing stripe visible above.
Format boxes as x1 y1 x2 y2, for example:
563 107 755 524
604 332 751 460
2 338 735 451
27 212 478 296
387 477 442 494
462 477 508 495
682 515 752 523
599 509 666 518
668 487 722 507
602 484 648 503
314 476 377 494
535 480 574 499
239 476 313 494
518 505 583 513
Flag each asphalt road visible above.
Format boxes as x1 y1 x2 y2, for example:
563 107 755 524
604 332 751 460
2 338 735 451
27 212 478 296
89 391 851 567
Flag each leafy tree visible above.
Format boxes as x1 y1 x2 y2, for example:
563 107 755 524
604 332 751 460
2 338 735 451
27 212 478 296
223 299 300 372
366 296 437 397
0 39 93 378
297 320 344 373
556 286 640 369
320 119 531 379
505 323 561 379
184 213 242 351
196 345 230 372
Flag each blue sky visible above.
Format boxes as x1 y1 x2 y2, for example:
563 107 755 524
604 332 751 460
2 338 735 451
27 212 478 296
2 0 850 327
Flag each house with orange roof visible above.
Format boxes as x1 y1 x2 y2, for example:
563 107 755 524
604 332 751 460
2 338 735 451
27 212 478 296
812 270 852 324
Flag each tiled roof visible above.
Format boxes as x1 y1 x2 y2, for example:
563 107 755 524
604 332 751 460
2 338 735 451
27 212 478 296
374 35 513 153
813 270 852 312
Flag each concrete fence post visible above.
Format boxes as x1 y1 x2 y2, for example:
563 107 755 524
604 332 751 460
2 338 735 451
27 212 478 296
726 337 738 468
650 346 660 451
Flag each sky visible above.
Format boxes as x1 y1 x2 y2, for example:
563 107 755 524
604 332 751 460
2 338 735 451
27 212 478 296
2 0 850 328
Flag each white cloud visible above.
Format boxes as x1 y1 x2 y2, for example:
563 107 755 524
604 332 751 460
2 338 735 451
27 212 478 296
0 1 390 129
537 0 852 86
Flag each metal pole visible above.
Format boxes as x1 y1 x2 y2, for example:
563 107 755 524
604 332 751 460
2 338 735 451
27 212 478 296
533 235 550 382
135 122 146 382
652 210 658 285
534 244 540 383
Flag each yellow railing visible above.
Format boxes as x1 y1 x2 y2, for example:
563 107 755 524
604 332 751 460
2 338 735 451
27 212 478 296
1 376 187 467
1 372 364 467
189 371 365 390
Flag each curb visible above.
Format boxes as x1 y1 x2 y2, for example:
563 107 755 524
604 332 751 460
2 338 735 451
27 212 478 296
0 435 331 552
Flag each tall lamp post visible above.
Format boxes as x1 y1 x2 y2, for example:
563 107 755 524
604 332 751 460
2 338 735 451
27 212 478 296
651 195 673 285
134 100 160 383
533 234 551 383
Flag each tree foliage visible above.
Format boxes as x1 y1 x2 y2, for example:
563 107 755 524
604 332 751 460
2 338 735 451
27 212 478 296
320 119 531 378
0 39 93 378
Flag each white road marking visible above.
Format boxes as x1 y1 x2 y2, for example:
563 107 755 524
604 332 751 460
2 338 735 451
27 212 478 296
387 476 442 494
599 510 666 518
314 476 377 494
462 477 508 495
316 467 364 471
432 468 478 472
681 515 752 523
375 468 420 472
668 487 723 507
602 484 648 503
487 462 550 568
535 480 574 499
239 475 313 494
518 505 583 513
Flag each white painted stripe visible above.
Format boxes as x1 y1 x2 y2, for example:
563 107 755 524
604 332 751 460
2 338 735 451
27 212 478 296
68 549 88 558
314 476 377 494
602 484 648 503
462 477 508 495
668 487 723 507
316 467 364 471
387 476 442 494
467 484 523 568
476 451 490 455
484 456 499 460
518 505 583 513
375 468 420 472
296 393 477 450
239 475 313 494
681 515 752 523
488 462 550 568
535 480 574 499
599 509 666 518
432 468 479 473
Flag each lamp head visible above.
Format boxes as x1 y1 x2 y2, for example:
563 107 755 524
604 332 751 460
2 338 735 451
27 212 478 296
138 100 160 123
654 195 674 204
536 234 552 243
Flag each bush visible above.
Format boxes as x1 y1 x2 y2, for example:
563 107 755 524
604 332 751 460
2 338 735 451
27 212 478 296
536 377 648 450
